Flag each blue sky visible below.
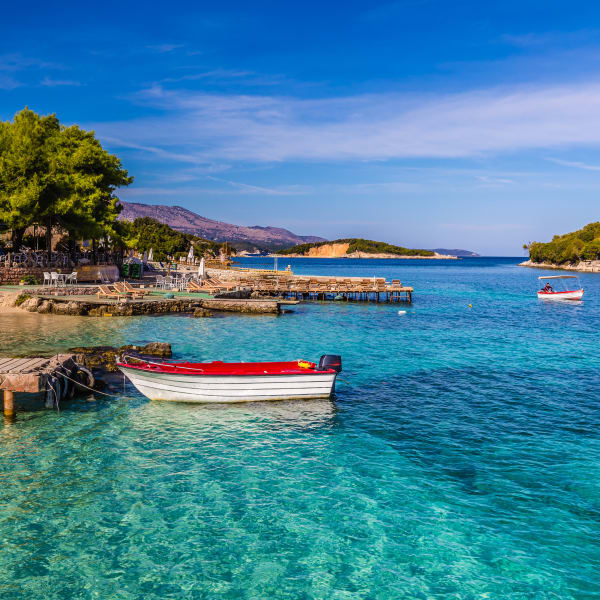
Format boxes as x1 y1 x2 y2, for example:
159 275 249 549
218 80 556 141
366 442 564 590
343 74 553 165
2 1 600 254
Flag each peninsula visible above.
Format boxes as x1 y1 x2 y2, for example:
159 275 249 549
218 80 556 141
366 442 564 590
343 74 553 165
276 238 457 259
521 221 600 273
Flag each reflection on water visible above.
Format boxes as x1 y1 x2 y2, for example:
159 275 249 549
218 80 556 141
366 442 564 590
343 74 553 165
128 398 338 432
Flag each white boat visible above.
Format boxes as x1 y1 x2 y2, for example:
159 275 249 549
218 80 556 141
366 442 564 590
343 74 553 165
116 355 342 403
537 275 584 301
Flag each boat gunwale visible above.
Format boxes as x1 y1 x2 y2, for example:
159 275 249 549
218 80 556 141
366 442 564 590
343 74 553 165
116 362 338 377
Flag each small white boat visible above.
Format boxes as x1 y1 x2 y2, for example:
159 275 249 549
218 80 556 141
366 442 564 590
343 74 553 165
117 355 342 403
537 275 584 301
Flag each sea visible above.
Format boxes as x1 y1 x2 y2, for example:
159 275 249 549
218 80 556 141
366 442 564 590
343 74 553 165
0 256 598 599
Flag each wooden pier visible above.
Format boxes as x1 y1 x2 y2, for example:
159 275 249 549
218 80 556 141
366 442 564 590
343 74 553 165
0 354 80 417
233 275 413 303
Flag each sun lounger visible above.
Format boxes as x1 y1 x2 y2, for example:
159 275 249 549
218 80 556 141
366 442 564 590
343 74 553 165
97 284 128 300
120 281 148 298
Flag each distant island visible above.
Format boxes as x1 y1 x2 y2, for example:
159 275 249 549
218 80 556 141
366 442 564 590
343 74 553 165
432 248 480 257
276 238 457 259
521 221 600 272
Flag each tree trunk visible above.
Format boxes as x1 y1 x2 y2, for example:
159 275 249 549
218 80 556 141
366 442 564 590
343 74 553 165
92 239 97 265
11 228 26 251
46 217 52 262
67 233 77 266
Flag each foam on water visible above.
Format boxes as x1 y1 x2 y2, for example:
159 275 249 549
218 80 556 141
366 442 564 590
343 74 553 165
0 257 599 598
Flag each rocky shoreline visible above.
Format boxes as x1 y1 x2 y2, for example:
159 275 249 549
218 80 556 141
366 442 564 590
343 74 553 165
519 259 600 273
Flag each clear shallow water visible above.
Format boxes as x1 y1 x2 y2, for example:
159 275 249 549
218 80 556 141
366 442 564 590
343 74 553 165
1 257 599 598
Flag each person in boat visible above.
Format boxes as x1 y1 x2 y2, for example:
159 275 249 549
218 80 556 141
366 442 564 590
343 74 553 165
543 282 553 293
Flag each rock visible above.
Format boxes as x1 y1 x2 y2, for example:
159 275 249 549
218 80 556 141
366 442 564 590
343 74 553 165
37 300 53 314
21 297 42 312
69 343 173 373
193 308 214 318
138 342 172 357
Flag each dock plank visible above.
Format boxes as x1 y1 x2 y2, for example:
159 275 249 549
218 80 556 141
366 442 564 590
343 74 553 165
0 354 76 393
0 358 31 372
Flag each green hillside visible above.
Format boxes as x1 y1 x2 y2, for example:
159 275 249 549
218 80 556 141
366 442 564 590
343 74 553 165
120 217 229 261
528 222 600 264
276 238 435 257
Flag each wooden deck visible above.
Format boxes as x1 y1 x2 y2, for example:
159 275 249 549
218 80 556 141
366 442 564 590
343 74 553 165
233 275 413 303
0 354 78 417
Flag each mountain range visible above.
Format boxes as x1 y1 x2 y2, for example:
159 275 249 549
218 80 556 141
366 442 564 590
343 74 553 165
118 201 479 256
118 201 326 250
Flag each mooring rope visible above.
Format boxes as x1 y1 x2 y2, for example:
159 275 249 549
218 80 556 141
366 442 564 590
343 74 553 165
121 354 205 373
58 372 125 398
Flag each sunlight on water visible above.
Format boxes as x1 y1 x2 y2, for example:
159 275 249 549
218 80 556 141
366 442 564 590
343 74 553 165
0 258 599 598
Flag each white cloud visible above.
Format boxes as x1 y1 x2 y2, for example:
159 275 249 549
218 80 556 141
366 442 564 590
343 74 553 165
146 44 184 54
41 77 81 87
547 157 600 171
93 81 600 164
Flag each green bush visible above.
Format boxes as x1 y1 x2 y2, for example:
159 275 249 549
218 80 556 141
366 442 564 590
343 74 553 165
14 293 31 306
20 275 40 285
528 222 600 264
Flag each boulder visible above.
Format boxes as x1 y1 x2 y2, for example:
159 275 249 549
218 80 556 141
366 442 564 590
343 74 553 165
37 300 53 314
193 308 214 318
21 297 42 312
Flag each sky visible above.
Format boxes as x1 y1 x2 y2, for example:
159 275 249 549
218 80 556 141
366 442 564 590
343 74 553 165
2 1 600 255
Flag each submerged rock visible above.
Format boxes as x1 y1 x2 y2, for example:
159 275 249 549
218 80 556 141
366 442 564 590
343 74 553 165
193 308 214 318
69 342 172 372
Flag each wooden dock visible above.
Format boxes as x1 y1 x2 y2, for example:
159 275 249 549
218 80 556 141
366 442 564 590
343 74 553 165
233 275 413 303
0 354 80 417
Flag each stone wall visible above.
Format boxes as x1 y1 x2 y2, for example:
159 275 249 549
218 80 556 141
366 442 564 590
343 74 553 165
0 264 120 285
0 267 47 285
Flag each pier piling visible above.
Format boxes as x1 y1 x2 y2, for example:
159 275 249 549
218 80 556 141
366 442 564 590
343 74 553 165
3 390 14 418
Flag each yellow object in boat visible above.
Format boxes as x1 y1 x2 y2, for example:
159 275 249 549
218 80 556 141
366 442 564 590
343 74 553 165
297 360 312 369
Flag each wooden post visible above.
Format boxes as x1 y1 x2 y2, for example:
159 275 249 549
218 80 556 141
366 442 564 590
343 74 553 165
3 390 15 417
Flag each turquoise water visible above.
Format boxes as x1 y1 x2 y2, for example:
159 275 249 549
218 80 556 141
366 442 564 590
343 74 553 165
1 257 599 598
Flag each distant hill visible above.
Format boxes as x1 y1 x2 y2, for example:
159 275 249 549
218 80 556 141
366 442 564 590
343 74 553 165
118 201 326 250
432 248 480 257
277 238 437 258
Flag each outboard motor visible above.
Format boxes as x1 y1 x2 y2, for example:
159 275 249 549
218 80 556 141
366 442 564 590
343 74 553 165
318 354 342 373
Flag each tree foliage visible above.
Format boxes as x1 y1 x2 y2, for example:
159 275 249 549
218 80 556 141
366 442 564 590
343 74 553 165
119 217 228 261
0 108 132 249
528 222 600 264
276 238 435 257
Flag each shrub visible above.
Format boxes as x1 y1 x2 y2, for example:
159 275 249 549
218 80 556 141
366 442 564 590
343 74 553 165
528 221 600 264
20 275 40 285
15 293 31 306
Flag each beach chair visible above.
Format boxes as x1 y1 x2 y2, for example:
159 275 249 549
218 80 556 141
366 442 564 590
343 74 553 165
115 282 144 298
122 281 148 297
97 285 125 300
67 271 78 285
43 272 52 286
186 280 203 292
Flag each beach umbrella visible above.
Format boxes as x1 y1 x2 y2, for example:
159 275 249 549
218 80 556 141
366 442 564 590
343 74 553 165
198 257 205 280
142 250 148 265
187 245 194 263
148 248 154 262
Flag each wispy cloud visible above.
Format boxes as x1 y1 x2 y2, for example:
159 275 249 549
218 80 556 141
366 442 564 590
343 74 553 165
41 77 82 87
475 175 515 185
0 75 20 90
547 157 600 171
146 44 184 54
93 80 600 165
